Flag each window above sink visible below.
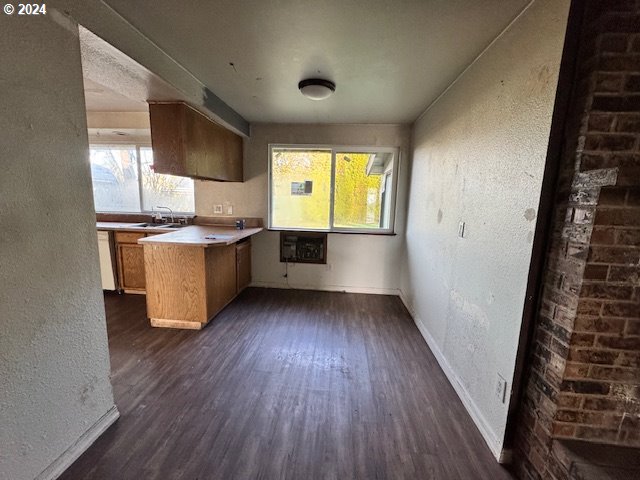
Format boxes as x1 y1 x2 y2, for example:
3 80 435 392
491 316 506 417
89 144 195 214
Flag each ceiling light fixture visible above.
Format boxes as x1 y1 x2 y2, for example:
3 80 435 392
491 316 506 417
298 78 336 101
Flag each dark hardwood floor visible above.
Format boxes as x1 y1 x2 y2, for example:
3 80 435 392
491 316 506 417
60 288 514 480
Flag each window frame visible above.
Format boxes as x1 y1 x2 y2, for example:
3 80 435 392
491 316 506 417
89 142 195 215
268 144 400 234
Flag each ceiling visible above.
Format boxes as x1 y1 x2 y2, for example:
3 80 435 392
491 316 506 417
94 0 531 123
83 77 148 112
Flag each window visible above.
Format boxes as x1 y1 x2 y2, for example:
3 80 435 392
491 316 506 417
89 145 195 213
269 145 398 233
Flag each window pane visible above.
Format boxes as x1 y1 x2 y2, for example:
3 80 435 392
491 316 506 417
140 148 195 213
271 149 331 229
334 151 393 230
90 146 140 212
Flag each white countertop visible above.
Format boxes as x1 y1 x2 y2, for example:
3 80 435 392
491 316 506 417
97 222 262 247
138 225 262 247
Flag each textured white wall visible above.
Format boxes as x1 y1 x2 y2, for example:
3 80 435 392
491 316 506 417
400 0 570 457
0 14 116 480
196 123 411 293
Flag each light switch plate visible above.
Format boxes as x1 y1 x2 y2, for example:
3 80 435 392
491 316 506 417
496 374 507 403
458 221 466 238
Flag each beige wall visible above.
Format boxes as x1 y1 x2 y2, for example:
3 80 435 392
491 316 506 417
0 14 116 480
86 111 150 129
86 111 151 145
196 123 411 293
400 0 570 458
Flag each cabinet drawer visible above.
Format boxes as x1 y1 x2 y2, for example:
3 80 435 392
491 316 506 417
115 231 146 244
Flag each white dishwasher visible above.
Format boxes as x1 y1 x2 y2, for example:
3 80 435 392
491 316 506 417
97 231 116 291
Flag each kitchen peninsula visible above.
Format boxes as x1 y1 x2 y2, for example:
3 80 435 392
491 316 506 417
138 224 262 330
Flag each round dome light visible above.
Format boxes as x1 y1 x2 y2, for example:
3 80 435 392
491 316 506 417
298 78 336 101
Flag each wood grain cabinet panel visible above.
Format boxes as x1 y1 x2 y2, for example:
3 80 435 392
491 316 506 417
144 245 207 323
149 102 243 182
144 243 239 329
115 231 145 244
118 244 146 292
205 245 237 318
236 240 251 292
115 231 150 294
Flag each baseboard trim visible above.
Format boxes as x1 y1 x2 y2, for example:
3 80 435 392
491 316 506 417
150 318 203 330
251 281 401 296
398 290 505 462
36 405 120 480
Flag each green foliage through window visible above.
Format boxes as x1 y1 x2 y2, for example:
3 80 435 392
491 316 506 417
270 146 397 232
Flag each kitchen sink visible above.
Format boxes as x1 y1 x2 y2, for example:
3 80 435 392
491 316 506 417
131 223 166 228
131 223 185 229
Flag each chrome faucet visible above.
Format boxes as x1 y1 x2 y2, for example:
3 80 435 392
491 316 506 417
155 206 174 224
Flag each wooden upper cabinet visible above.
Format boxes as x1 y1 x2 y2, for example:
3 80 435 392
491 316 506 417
149 102 243 182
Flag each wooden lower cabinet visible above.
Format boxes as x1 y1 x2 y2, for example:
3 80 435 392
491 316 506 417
117 244 145 292
115 231 159 294
144 243 238 329
236 239 251 292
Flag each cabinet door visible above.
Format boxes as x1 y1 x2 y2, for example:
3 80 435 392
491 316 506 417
149 102 243 181
205 244 237 319
118 244 146 292
236 241 251 292
148 103 187 177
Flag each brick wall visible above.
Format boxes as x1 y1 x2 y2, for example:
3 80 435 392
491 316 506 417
514 1 640 479
556 179 640 444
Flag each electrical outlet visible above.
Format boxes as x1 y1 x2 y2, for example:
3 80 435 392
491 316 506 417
213 204 223 214
496 374 507 404
458 221 466 238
